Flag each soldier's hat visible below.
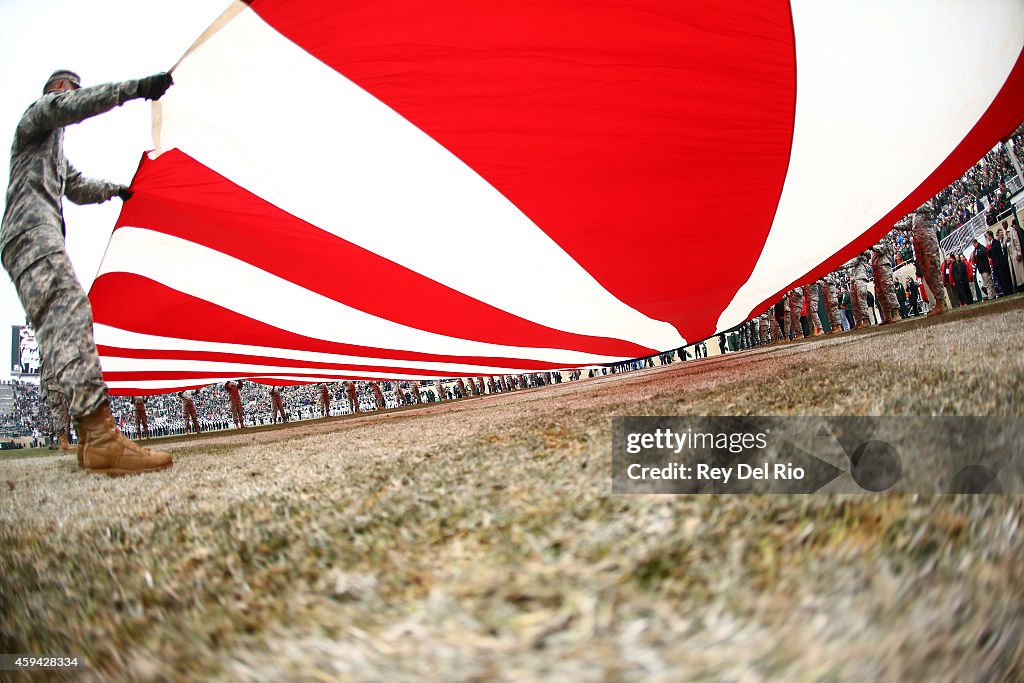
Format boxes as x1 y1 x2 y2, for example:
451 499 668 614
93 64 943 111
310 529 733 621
43 69 81 93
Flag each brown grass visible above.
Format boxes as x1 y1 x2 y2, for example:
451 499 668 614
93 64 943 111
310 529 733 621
2 297 1023 681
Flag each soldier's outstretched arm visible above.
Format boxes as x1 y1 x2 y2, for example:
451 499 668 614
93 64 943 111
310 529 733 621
16 73 172 141
64 161 125 205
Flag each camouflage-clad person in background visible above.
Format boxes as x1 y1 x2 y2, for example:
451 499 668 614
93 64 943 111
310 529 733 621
318 382 331 417
848 254 872 329
347 381 361 411
181 390 201 435
788 287 804 340
770 304 784 343
870 237 902 324
2 69 173 475
370 381 386 409
759 311 771 345
270 385 288 423
41 374 73 450
780 292 792 341
908 203 950 317
802 282 824 336
823 275 844 333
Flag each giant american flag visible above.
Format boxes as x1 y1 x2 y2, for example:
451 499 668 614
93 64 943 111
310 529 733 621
88 0 1024 393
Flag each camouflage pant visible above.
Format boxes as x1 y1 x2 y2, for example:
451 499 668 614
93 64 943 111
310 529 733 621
824 283 843 332
871 251 902 323
912 217 949 312
6 249 108 419
40 367 70 436
851 281 871 328
788 289 803 338
781 297 792 340
804 284 823 332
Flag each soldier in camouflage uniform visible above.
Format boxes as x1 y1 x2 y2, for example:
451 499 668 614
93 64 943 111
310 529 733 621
270 385 288 423
780 293 792 341
848 254 872 328
181 390 201 435
770 305 784 343
822 275 843 333
318 383 331 417
347 381 361 412
870 238 902 324
370 381 386 409
41 375 73 450
225 380 245 428
788 288 804 340
133 395 150 440
2 69 172 475
803 282 824 335
908 204 950 316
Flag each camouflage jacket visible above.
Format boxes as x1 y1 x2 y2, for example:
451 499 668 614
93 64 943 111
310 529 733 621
851 254 871 282
2 80 145 280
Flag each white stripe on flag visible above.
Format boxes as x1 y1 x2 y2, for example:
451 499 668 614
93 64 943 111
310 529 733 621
718 0 1024 329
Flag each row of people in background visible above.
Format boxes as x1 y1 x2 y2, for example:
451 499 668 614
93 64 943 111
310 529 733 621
26 349 746 444
106 374 581 441
970 220 1024 300
724 210 1022 349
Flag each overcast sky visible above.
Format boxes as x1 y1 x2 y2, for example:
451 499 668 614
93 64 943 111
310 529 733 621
0 0 228 379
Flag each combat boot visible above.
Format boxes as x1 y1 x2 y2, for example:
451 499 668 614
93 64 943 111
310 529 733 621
57 433 74 451
76 429 88 468
76 402 172 476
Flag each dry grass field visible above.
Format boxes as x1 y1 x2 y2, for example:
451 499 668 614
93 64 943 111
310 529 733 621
2 297 1023 681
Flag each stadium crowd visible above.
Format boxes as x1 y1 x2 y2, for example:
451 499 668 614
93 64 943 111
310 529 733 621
934 133 1022 240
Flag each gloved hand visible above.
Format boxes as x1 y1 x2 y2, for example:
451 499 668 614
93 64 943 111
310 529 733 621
117 186 133 201
137 72 173 101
